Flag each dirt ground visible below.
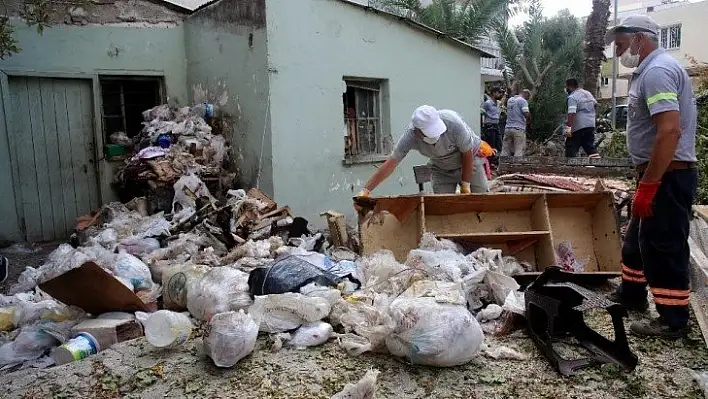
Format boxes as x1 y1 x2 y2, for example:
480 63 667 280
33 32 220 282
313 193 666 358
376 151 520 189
0 303 707 399
0 243 57 295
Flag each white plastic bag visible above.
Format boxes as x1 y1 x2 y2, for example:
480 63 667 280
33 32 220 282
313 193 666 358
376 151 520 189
111 252 154 291
117 237 160 257
330 369 380 399
336 295 395 356
0 321 75 366
187 267 252 321
162 263 209 311
406 249 464 282
289 321 333 349
10 245 91 294
136 215 171 238
356 251 417 296
136 310 193 348
485 270 520 305
502 290 525 316
299 283 342 307
385 297 484 367
399 280 466 306
172 174 213 212
204 310 259 368
248 293 331 333
476 304 503 322
12 299 85 327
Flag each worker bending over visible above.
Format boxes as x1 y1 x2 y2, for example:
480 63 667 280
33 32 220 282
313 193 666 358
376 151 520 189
564 78 601 159
501 89 531 157
606 15 697 339
358 105 494 197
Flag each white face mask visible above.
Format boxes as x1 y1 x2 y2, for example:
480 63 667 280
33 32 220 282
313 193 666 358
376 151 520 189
422 136 439 145
620 35 641 68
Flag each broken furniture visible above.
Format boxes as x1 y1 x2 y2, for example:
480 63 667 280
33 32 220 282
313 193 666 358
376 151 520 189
525 267 638 376
354 192 622 279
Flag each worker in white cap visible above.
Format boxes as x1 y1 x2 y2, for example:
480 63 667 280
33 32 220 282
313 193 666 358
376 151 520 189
605 15 697 339
357 105 494 197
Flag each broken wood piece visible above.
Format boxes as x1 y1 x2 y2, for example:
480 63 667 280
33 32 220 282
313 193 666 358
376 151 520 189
247 188 277 213
75 211 101 232
321 210 349 249
259 206 292 220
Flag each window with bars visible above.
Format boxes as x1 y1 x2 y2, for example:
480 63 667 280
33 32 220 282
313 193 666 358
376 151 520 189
659 24 681 50
343 78 392 164
99 77 163 141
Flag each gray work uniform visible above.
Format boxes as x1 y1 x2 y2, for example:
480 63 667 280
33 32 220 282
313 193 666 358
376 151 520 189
481 98 500 124
567 88 597 132
392 109 487 194
502 95 529 156
626 48 697 165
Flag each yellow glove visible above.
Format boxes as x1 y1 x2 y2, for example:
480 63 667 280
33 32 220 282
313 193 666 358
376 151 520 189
357 188 371 198
564 126 573 137
460 182 471 194
478 141 496 158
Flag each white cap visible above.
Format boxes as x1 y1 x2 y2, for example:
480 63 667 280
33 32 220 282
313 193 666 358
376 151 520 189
605 15 660 45
411 105 446 139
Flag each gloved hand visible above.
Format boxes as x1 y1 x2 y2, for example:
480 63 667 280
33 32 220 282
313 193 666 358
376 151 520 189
564 126 573 137
632 181 661 219
460 182 471 194
478 141 497 158
357 188 371 198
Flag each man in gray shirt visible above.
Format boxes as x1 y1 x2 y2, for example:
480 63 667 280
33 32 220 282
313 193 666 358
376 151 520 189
481 87 504 156
564 78 600 158
501 89 531 157
357 105 490 196
606 15 697 339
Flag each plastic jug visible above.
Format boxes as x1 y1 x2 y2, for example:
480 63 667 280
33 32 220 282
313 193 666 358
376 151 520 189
136 310 193 348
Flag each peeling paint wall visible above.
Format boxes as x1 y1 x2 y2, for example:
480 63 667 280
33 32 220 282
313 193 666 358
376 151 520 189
0 16 188 241
185 0 273 195
266 0 482 225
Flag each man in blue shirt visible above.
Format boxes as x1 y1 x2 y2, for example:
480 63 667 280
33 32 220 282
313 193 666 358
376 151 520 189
481 87 504 159
501 89 531 157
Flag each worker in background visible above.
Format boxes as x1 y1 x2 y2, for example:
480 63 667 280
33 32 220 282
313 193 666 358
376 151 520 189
481 87 504 163
501 89 531 157
357 105 495 197
605 15 697 339
564 78 601 159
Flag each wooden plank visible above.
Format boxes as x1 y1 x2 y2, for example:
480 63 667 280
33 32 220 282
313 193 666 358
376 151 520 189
499 156 633 167
423 193 542 215
545 192 606 209
426 210 533 235
10 77 43 242
39 78 67 239
78 80 99 210
26 77 53 241
54 83 79 229
65 81 92 218
0 73 25 242
592 192 622 272
437 231 550 244
498 163 634 178
531 195 557 270
548 207 599 272
418 196 426 244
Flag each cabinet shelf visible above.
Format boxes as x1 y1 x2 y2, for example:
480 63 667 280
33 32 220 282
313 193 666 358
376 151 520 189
436 231 550 244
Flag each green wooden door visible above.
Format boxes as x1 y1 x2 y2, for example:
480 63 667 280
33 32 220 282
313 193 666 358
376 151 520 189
6 77 99 242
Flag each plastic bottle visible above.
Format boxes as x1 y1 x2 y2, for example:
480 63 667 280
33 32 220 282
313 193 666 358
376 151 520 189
135 310 193 348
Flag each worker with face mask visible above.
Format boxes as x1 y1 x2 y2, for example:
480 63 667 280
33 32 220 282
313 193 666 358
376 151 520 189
357 105 494 197
605 15 697 339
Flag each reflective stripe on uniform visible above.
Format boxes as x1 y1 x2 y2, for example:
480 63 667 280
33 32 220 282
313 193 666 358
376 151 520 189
521 107 530 113
646 92 678 106
568 106 578 113
650 287 690 306
622 264 647 284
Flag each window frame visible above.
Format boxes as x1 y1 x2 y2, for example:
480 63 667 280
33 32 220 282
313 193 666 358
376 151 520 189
342 77 391 165
98 76 165 143
659 24 682 50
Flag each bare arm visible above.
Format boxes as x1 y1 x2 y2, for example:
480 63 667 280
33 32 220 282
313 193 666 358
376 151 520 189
642 111 681 183
363 158 398 192
461 150 475 183
566 113 576 128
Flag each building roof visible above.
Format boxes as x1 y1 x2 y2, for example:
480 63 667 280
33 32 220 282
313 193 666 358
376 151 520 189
161 0 496 58
338 0 496 58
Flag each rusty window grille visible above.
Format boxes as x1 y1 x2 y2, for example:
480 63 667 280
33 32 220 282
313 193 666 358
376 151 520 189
343 79 391 158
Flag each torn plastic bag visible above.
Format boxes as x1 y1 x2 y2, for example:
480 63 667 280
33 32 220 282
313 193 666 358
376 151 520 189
399 280 466 306
503 290 525 315
356 251 418 296
112 251 154 291
117 237 161 257
187 267 252 321
136 214 171 238
418 232 463 253
299 283 342 307
248 293 331 333
556 241 587 272
330 369 380 399
172 174 213 213
385 297 484 367
248 255 340 296
476 304 503 322
337 295 394 355
406 249 464 282
12 299 85 327
204 310 259 368
289 321 333 349
481 343 527 360
485 270 520 305
10 244 91 294
78 245 118 270
0 321 75 367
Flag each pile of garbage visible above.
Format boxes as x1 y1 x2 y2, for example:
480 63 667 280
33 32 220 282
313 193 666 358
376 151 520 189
113 104 235 213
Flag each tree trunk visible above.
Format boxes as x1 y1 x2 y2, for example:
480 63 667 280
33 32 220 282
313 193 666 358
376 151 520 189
583 0 612 97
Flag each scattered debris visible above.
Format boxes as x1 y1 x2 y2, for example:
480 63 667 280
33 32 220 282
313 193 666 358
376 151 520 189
330 369 380 399
204 310 258 368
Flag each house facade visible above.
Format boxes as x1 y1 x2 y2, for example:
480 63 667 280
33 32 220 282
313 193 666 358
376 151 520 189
599 0 708 103
0 0 488 242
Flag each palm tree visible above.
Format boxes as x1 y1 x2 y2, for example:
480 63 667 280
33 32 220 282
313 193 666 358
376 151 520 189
583 0 612 96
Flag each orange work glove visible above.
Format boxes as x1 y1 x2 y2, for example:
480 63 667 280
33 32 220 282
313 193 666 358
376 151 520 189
632 181 660 219
460 182 471 194
478 141 496 158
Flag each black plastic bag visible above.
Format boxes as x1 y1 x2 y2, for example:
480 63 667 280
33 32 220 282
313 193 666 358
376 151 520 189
248 255 340 296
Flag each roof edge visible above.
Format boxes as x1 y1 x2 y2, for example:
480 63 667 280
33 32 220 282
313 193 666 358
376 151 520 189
337 0 497 58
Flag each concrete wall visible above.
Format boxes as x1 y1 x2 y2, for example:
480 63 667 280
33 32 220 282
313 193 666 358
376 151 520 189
265 0 482 225
0 6 188 242
185 0 273 195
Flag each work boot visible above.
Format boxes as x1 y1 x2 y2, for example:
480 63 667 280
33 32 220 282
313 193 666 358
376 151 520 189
630 319 689 340
607 289 648 313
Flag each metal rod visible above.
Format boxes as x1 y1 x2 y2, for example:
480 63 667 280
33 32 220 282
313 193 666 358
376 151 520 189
611 0 619 130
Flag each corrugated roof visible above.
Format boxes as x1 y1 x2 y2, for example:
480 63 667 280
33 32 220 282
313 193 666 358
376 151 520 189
161 0 495 57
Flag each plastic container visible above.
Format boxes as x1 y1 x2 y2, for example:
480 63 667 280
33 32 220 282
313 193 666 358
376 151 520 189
52 333 100 365
136 310 193 348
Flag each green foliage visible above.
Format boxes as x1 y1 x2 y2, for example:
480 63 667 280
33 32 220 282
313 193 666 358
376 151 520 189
599 131 629 158
696 100 708 203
